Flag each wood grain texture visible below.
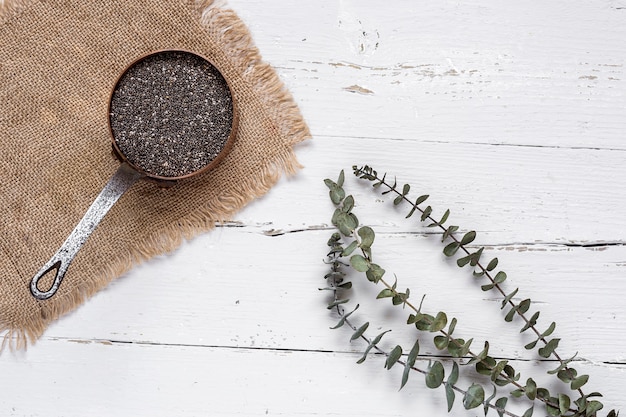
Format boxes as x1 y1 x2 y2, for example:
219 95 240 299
2 1 625 416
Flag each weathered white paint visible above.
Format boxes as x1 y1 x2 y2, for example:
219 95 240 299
2 1 625 416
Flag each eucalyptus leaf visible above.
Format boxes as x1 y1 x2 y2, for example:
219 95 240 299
461 230 476 245
342 240 359 256
434 335 449 350
571 374 589 390
342 195 355 213
443 242 461 257
463 383 484 409
385 345 403 370
448 362 459 385
445 384 455 412
429 311 448 332
495 397 508 417
366 263 385 283
558 394 571 415
337 170 345 186
350 255 370 272
357 226 375 248
350 322 369 341
425 361 445 389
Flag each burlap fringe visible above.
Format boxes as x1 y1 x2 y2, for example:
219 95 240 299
0 0 310 351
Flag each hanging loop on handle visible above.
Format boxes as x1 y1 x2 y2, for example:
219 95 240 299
30 163 142 300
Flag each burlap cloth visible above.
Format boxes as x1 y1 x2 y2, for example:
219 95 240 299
0 0 310 349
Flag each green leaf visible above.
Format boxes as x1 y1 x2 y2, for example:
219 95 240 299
557 367 577 382
323 178 336 190
448 317 458 335
457 254 472 267
518 299 531 314
329 186 345 205
445 384 455 412
342 240 359 256
365 263 385 283
495 397 508 417
486 258 499 271
442 225 459 241
501 288 519 309
493 271 507 284
357 226 375 248
350 255 369 272
434 336 449 350
558 394 571 415
385 345 403 370
525 340 538 350
401 339 420 390
330 304 359 329
406 339 420 366
429 311 448 332
463 383 485 409
327 299 349 309
447 338 466 357
337 170 345 187
546 398 561 417
525 378 537 400
420 205 433 221
490 360 509 382
415 194 429 205
520 311 540 333
414 313 435 331
571 374 589 390
538 338 560 358
425 361 445 389
542 322 557 337
376 288 394 299
476 356 496 376
357 330 391 364
336 211 358 235
511 389 524 398
504 306 517 322
536 388 550 399
443 242 461 257
393 194 404 205
350 322 369 341
586 401 604 416
481 283 496 291
439 209 450 225
342 195 354 212
448 362 460 385
461 231 477 245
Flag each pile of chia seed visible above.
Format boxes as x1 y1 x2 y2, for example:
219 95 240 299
109 51 234 178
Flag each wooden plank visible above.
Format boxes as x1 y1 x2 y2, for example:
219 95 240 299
228 0 626 149
1 339 624 417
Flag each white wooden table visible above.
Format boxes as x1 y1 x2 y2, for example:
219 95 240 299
2 1 625 416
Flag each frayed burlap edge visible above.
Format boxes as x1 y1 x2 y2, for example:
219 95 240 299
0 0 310 351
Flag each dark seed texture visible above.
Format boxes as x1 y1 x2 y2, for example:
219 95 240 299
109 51 233 178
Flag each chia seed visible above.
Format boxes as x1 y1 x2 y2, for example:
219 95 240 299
109 51 234 178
